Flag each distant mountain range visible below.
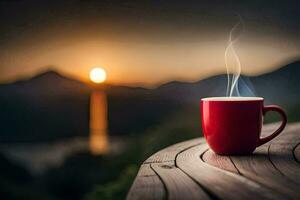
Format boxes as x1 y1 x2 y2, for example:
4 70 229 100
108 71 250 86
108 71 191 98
1 61 300 142
157 61 300 105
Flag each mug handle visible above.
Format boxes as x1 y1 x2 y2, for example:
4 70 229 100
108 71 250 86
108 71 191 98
257 105 287 147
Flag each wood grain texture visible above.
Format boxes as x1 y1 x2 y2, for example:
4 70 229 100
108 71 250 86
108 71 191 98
230 145 299 199
202 149 239 174
271 122 300 143
266 123 300 186
177 144 285 200
126 164 165 200
128 123 300 200
269 142 300 184
147 138 210 200
144 138 204 163
128 138 206 200
151 161 210 200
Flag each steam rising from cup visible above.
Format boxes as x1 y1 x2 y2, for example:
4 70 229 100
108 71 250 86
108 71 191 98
225 16 244 97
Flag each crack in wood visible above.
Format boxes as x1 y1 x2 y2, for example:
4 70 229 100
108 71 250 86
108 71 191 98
293 143 300 164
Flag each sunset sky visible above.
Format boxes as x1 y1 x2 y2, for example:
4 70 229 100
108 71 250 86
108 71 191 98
0 0 300 87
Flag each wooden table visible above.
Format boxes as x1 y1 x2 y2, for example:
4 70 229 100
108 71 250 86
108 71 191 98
127 123 300 200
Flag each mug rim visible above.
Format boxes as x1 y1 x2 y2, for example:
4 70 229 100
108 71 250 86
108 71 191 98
201 97 264 101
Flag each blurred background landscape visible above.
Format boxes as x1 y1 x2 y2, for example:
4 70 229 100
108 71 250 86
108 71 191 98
1 0 300 200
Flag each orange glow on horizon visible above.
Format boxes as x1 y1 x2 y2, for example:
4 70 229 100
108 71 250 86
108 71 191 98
0 36 299 87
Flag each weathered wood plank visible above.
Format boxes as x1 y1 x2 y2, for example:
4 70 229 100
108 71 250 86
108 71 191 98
147 138 210 199
128 123 300 200
266 124 300 185
202 149 239 174
128 138 205 200
275 123 300 141
230 144 299 199
177 144 286 200
144 138 204 163
151 161 211 200
126 164 165 200
269 142 300 185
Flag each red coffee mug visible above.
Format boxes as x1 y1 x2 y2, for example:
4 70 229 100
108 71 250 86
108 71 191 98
201 97 287 155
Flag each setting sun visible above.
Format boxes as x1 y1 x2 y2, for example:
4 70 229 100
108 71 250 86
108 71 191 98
90 67 107 83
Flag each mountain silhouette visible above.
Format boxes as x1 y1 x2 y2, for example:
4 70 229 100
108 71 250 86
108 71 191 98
0 70 90 96
252 61 300 105
0 61 300 142
156 61 300 105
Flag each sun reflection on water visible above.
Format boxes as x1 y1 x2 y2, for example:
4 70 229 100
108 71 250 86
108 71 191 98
89 90 109 155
